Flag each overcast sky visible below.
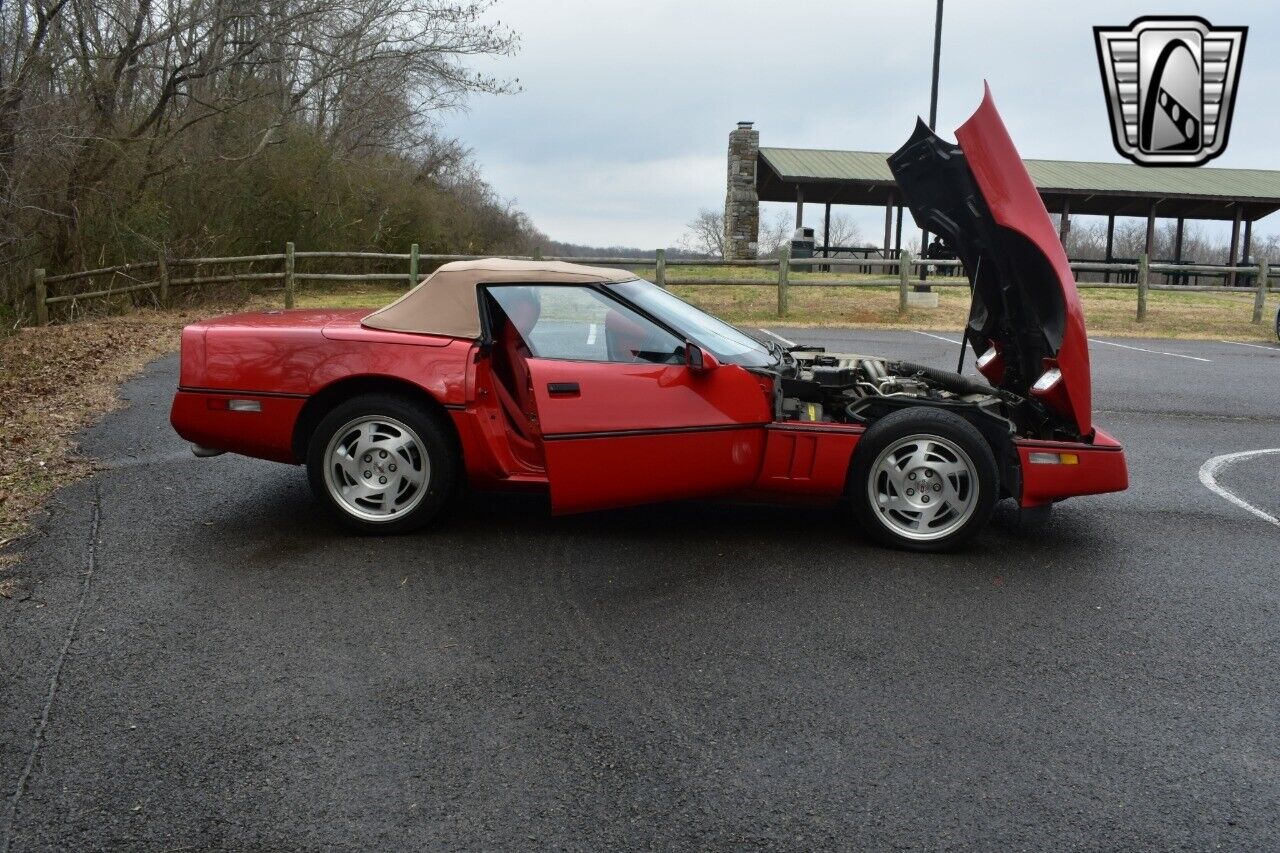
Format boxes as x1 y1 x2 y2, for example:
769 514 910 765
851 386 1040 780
441 0 1280 250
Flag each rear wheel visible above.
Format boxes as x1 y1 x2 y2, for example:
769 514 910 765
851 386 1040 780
849 407 998 552
306 394 458 533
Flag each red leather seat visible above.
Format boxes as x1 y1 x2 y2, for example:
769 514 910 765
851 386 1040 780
491 319 540 450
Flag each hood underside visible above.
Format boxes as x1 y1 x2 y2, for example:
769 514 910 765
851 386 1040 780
887 85 1092 438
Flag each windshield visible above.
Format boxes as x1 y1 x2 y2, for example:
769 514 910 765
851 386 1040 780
609 279 776 368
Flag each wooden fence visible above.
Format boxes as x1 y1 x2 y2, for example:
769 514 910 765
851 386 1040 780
27 244 1277 326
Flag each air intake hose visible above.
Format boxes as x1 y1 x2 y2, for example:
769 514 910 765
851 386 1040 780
887 360 1006 398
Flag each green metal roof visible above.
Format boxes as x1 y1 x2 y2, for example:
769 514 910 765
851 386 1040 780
757 147 1280 220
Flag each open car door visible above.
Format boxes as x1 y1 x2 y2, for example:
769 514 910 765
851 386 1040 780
489 283 771 513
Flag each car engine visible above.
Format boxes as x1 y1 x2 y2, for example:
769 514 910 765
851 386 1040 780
773 346 1071 442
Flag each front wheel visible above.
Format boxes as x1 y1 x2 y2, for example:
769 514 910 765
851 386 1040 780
848 407 999 552
306 393 458 534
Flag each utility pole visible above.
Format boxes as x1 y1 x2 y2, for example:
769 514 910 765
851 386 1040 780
929 0 943 130
919 0 944 291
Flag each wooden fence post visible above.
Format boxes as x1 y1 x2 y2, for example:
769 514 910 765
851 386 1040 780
898 250 912 313
284 242 296 309
409 243 419 290
1253 259 1268 324
654 248 666 289
33 268 47 326
157 254 170 308
1136 253 1149 321
777 256 789 317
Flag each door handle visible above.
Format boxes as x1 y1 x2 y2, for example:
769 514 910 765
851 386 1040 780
547 382 580 396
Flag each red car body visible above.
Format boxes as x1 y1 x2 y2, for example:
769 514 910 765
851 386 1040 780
169 308 1125 513
171 89 1127 535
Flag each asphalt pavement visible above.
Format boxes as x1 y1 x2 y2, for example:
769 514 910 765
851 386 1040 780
2 330 1278 851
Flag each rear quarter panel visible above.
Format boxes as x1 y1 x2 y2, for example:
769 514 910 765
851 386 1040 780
171 311 473 462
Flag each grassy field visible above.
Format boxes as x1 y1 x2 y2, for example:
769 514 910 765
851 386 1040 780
295 264 1279 343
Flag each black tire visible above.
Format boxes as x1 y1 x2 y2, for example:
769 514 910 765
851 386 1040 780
1274 305 1279 343
848 407 999 552
306 393 459 534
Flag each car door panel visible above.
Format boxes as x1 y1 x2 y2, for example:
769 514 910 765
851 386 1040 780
526 358 771 513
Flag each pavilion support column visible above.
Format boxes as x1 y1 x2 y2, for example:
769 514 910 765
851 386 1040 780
1144 202 1157 256
894 205 904 256
1144 202 1158 285
1227 204 1242 287
919 226 931 285
722 121 760 259
1104 214 1115 283
1059 198 1071 247
795 185 804 230
883 198 893 259
823 202 831 258
1172 217 1185 286
1241 217 1253 290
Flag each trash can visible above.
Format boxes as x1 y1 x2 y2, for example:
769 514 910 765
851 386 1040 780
790 227 816 259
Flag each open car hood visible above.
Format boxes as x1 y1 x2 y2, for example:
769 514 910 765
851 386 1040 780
887 85 1092 438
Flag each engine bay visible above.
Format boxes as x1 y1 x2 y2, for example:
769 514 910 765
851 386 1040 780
773 347 1077 443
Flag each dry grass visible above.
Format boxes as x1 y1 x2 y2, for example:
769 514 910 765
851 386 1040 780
294 273 1279 342
294 284 402 310
0 309 204 589
674 283 1278 342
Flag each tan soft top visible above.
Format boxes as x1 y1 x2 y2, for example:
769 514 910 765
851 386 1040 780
361 258 638 338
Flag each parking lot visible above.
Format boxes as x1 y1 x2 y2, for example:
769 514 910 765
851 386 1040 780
2 329 1278 850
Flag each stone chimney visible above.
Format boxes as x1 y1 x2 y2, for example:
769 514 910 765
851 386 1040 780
723 121 760 259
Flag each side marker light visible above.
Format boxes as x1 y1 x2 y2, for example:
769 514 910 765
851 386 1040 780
1029 451 1080 465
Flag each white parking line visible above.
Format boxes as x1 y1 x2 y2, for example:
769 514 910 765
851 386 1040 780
913 330 962 345
756 328 795 347
1088 338 1211 363
1218 339 1275 351
1198 449 1280 528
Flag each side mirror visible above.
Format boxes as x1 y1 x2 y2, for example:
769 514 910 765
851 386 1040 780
685 342 720 373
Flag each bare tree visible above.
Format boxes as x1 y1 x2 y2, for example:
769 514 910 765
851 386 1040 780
1252 231 1280 264
0 0 521 305
757 209 792 258
679 207 723 258
824 213 862 249
1064 217 1256 265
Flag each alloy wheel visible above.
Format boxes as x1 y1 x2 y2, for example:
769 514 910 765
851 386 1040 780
867 433 980 542
322 415 430 522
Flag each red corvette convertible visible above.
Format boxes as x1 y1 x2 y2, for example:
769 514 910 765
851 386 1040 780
171 90 1127 550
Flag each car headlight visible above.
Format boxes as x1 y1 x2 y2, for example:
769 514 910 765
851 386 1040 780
1032 368 1062 392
